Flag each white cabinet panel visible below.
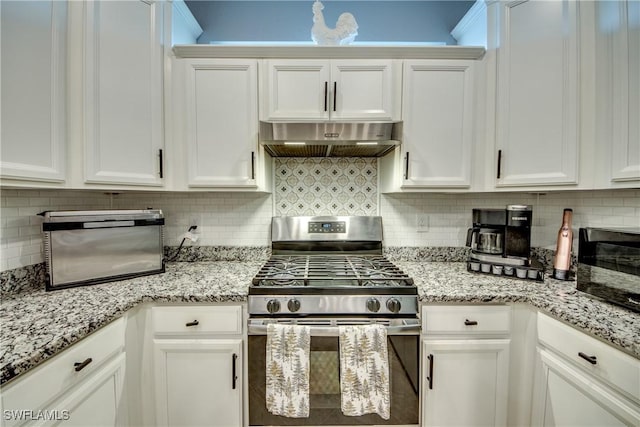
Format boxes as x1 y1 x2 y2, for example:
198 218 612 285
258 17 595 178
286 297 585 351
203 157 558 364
153 339 243 427
0 318 126 427
262 59 399 121
493 0 579 187
0 0 66 183
184 59 259 188
401 60 475 188
83 0 164 186
263 60 330 120
597 0 640 183
422 339 510 427
45 354 126 427
152 305 243 335
532 349 640 427
331 60 398 120
422 304 511 335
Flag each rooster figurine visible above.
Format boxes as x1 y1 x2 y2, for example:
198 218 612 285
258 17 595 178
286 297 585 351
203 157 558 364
311 0 358 46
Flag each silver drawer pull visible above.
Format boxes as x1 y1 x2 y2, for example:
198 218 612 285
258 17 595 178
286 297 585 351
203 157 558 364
578 352 597 365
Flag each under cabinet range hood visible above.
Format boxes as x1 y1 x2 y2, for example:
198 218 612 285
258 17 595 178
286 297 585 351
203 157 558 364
259 121 402 157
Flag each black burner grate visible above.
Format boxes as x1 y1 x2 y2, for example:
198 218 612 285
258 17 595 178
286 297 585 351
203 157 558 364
252 255 414 287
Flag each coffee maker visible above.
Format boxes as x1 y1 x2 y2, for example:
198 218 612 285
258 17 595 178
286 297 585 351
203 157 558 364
466 205 544 281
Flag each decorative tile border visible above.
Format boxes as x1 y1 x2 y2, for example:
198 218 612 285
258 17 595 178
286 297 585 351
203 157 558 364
274 158 378 216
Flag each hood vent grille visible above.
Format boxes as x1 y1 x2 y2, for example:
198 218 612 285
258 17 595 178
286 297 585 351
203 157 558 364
259 121 401 158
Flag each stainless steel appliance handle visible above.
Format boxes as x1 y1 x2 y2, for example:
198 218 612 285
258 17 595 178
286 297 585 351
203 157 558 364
248 319 420 336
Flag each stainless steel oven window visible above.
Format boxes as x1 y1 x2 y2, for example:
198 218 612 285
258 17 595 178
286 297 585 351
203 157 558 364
248 332 419 426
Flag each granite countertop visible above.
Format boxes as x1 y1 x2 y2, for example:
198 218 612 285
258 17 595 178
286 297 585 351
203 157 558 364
1 261 639 386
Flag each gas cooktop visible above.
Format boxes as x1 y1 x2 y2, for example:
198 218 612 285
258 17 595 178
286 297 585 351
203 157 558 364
249 216 418 317
251 254 414 289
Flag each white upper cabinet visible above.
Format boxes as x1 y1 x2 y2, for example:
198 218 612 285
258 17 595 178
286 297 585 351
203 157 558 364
261 59 400 121
83 0 164 186
180 59 266 189
595 0 640 185
0 0 67 184
489 0 580 188
401 60 475 189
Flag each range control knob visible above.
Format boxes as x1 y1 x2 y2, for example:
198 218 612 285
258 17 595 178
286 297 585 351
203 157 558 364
266 299 281 313
366 298 381 313
287 298 301 313
386 298 402 313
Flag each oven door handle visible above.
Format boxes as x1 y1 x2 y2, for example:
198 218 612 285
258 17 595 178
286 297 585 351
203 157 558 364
248 321 421 336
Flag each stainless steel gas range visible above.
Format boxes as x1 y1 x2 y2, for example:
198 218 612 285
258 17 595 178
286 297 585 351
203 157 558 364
247 216 420 426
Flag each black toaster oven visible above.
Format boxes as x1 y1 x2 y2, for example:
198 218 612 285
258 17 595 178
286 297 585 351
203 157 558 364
577 227 640 312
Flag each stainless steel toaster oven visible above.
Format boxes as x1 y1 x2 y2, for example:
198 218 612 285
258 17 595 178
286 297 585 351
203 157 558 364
42 209 165 290
577 227 639 312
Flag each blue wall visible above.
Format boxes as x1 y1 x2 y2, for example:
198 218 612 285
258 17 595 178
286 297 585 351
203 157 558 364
185 1 475 45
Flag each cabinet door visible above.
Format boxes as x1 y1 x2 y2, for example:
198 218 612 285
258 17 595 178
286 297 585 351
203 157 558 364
598 0 640 183
331 60 398 120
83 0 164 186
402 60 475 188
154 339 243 427
0 0 66 183
531 348 640 427
494 0 579 187
40 353 127 427
184 59 259 187
422 339 510 427
263 60 331 120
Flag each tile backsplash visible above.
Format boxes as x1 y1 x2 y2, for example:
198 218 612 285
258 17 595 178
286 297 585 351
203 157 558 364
1 184 638 272
274 158 377 216
380 190 640 248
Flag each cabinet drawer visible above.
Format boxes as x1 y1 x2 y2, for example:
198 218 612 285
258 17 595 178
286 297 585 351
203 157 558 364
152 305 243 335
422 305 511 335
537 313 640 401
1 317 125 426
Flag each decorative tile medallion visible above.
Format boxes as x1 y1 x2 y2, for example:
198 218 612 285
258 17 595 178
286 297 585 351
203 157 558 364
274 158 378 216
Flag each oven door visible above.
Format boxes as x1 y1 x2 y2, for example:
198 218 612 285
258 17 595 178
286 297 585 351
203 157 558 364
247 318 420 426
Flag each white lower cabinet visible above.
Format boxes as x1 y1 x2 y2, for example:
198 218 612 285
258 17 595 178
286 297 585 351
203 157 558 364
421 305 511 427
153 339 243 427
532 348 639 427
149 305 244 427
422 339 510 426
0 318 126 427
45 354 126 427
531 313 640 426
